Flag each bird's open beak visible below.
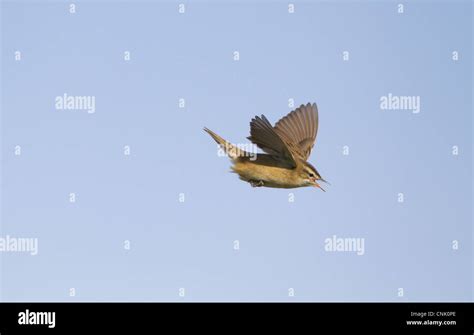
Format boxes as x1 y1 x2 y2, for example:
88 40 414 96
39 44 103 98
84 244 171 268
315 183 326 192
312 179 326 192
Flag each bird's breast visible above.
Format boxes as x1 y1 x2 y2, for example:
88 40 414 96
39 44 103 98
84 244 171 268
232 159 302 188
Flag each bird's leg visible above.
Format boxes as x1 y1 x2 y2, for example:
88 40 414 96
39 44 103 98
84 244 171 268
249 180 264 187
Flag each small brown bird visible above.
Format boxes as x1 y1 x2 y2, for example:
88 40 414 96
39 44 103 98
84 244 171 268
204 103 327 191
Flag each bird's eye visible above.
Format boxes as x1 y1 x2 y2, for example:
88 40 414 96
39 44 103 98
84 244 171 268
308 173 314 178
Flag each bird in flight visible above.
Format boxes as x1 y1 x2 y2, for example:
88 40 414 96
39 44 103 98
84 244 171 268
204 103 327 191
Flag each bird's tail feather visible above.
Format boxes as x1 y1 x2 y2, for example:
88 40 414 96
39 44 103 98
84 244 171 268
204 127 248 160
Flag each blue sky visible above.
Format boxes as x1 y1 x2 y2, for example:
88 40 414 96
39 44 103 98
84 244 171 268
1 0 472 301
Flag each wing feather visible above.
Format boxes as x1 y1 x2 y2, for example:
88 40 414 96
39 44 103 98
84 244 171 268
247 115 296 167
274 103 318 160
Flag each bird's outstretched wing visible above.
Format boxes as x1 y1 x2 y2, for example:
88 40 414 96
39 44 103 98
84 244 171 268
247 115 297 167
273 103 318 161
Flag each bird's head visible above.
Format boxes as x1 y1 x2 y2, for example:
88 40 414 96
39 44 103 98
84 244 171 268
298 161 328 191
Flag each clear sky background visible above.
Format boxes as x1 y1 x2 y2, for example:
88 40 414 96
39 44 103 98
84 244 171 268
1 0 472 301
